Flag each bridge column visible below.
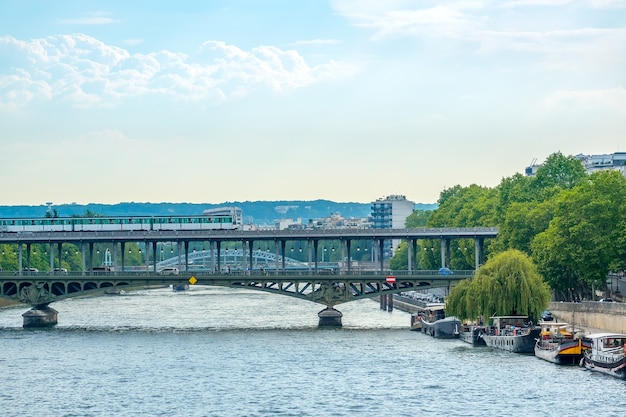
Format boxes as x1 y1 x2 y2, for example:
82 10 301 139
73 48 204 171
318 307 342 327
407 240 413 272
377 239 384 271
440 239 451 268
474 238 483 270
277 240 283 272
344 240 350 273
88 242 94 271
17 244 23 274
49 242 54 272
151 242 157 273
57 242 62 271
22 305 58 327
81 242 87 273
184 241 189 272
215 241 221 273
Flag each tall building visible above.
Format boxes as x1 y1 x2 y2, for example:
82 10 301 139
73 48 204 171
370 195 415 260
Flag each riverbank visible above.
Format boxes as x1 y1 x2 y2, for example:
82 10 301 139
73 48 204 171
548 301 626 334
0 299 22 308
392 295 623 334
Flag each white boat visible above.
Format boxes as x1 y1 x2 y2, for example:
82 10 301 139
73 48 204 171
581 333 626 379
481 316 540 353
534 322 590 365
418 304 460 339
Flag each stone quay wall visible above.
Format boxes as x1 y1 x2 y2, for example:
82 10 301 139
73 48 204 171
548 301 626 334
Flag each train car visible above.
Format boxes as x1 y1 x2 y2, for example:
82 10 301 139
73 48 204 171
150 215 236 231
0 214 239 233
71 216 154 232
0 217 74 232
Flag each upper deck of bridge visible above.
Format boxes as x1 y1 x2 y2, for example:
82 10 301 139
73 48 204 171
0 227 498 243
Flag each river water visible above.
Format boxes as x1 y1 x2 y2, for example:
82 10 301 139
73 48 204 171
0 286 624 417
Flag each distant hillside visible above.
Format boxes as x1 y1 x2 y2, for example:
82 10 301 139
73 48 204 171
0 200 438 225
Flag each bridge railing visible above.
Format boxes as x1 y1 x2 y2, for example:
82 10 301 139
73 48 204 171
0 269 475 278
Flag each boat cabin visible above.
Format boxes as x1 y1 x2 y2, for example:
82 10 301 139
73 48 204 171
488 316 532 336
423 305 446 322
586 333 626 352
539 322 574 340
490 315 529 329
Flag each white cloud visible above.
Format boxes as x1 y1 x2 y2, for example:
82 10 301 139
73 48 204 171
59 12 117 25
331 0 626 78
332 1 485 40
290 39 342 46
543 86 626 113
0 34 355 109
124 39 144 46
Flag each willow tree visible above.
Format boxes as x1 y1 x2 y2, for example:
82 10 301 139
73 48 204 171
445 249 550 323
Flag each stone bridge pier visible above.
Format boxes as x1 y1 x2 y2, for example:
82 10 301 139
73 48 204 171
22 304 59 327
318 307 343 327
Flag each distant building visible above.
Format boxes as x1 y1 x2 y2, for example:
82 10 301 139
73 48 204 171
525 152 626 177
576 152 626 176
307 213 370 229
275 218 303 230
370 195 415 260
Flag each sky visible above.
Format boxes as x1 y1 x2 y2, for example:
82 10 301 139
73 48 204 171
1 0 625 206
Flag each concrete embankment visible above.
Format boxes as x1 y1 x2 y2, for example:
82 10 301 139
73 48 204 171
548 301 626 334
0 299 22 308
390 297 423 315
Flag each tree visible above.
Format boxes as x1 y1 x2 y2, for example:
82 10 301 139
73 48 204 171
531 170 626 299
388 209 433 270
445 249 551 323
420 184 498 269
530 152 587 199
405 210 432 228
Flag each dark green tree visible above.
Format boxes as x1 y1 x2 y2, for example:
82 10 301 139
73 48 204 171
445 249 551 323
531 170 626 299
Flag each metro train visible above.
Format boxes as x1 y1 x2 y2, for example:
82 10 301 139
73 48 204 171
0 214 239 233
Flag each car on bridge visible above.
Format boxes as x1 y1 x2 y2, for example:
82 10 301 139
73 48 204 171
438 267 454 275
159 267 179 275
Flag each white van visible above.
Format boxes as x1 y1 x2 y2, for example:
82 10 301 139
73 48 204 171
159 267 179 275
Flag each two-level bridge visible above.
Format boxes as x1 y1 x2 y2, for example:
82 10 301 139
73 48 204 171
0 227 496 327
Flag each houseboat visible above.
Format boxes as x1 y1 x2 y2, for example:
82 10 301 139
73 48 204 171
481 315 540 353
420 304 460 339
581 333 626 379
534 322 590 365
459 323 486 346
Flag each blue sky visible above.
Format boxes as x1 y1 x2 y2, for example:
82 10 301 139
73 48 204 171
1 0 625 206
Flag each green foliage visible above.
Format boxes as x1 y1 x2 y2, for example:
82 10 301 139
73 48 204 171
531 170 626 298
531 152 587 196
446 250 551 323
405 210 432 228
414 151 618 303
415 184 498 270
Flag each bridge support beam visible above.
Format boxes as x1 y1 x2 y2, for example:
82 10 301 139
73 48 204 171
22 306 58 328
318 307 342 327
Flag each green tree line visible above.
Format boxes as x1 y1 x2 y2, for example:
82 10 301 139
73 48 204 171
392 152 626 309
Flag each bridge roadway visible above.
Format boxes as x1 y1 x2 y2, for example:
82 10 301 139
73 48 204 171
0 269 473 327
0 227 497 278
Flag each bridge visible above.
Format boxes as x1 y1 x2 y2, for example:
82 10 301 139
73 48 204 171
2 269 473 327
0 227 496 327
